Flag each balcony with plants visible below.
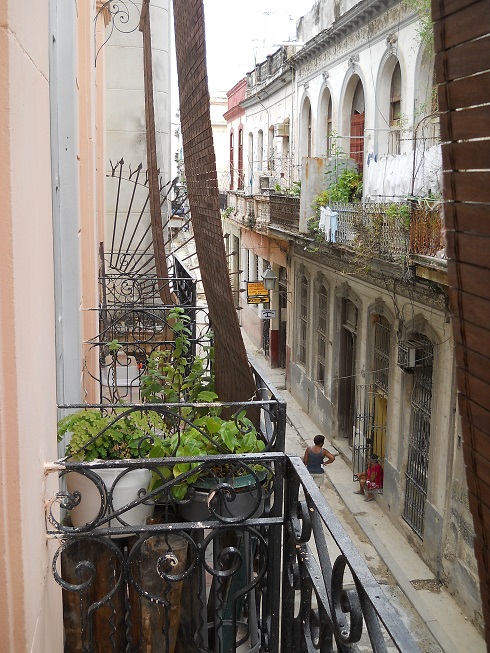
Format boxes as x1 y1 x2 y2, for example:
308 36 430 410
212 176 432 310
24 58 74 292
45 264 423 652
305 166 445 270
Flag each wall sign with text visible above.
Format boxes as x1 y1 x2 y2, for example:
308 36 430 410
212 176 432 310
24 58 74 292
247 282 270 304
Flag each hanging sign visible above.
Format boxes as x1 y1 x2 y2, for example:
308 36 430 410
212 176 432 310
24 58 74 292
247 282 270 304
261 309 276 320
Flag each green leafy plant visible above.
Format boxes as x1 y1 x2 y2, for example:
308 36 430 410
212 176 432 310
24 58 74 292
149 410 266 500
222 206 233 219
328 168 363 202
386 202 411 233
273 181 301 197
404 0 434 54
57 409 154 462
311 190 330 217
140 306 214 407
246 212 256 229
138 305 266 500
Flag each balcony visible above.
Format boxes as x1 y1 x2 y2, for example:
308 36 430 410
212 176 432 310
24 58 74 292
45 257 422 652
226 191 300 235
314 201 444 263
46 403 420 652
269 195 300 232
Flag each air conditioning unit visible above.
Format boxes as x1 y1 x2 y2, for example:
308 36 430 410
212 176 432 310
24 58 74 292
274 122 289 138
397 340 423 371
259 175 270 190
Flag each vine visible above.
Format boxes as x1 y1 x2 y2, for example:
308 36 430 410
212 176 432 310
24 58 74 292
404 0 434 54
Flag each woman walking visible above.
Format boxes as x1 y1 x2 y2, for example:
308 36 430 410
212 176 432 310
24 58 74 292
303 435 336 488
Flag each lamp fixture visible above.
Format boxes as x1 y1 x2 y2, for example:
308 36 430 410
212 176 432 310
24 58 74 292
261 265 277 291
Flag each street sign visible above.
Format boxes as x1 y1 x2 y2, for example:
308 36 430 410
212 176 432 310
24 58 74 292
247 281 270 304
261 309 276 320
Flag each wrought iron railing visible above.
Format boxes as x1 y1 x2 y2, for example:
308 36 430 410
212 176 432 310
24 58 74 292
269 195 300 231
101 258 196 307
409 203 444 257
318 201 444 261
332 202 409 260
226 192 300 233
84 304 212 404
45 399 421 652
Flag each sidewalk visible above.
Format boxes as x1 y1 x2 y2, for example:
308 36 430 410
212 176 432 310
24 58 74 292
242 330 485 653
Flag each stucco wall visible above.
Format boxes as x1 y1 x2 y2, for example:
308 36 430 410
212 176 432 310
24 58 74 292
105 0 171 260
0 0 63 651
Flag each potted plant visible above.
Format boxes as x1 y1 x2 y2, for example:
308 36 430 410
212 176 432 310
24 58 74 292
57 408 157 530
139 307 269 520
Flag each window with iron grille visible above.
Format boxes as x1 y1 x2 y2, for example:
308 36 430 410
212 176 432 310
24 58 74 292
403 334 434 539
299 275 308 365
229 131 234 189
373 316 390 393
317 285 328 383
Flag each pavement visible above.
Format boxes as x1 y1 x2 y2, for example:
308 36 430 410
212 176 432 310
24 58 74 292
242 329 486 653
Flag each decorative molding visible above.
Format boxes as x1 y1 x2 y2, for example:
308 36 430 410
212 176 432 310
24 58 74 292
337 281 351 298
386 32 398 55
293 1 413 81
372 296 385 316
348 54 360 69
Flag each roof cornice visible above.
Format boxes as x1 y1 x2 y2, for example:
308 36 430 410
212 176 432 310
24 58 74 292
240 68 293 108
289 0 403 68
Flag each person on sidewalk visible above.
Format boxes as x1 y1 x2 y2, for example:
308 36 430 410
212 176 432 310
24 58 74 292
354 453 384 501
303 435 336 488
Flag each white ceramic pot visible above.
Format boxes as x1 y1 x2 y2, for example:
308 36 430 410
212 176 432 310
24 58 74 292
66 466 154 530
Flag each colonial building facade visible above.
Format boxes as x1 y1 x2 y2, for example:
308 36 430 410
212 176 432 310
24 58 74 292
223 0 481 628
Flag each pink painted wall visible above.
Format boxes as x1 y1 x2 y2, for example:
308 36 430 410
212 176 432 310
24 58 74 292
0 1 63 651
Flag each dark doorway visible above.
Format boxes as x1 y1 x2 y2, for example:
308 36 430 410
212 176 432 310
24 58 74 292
278 268 287 368
339 299 357 444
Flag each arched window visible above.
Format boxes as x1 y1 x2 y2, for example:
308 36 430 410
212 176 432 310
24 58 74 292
248 132 253 192
307 105 312 157
319 88 333 156
257 129 264 171
350 79 365 171
389 62 402 154
299 275 308 365
238 128 244 190
317 285 328 383
300 98 312 159
229 131 234 189
268 125 275 172
403 334 434 539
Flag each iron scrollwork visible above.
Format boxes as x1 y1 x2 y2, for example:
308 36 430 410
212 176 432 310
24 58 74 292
95 1 141 66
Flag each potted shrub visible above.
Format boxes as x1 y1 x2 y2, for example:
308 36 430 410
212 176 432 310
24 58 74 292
139 307 269 520
57 408 157 530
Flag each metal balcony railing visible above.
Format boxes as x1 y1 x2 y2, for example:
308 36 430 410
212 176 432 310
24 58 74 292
322 202 444 261
46 400 421 652
49 260 422 652
226 192 300 234
84 304 212 404
331 202 409 260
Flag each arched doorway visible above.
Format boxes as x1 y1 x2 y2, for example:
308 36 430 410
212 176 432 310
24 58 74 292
350 78 365 171
339 298 358 444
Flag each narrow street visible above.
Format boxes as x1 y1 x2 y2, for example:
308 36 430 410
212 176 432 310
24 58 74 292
242 332 485 653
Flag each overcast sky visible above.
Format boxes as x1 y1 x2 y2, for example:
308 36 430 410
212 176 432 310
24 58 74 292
202 0 308 96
